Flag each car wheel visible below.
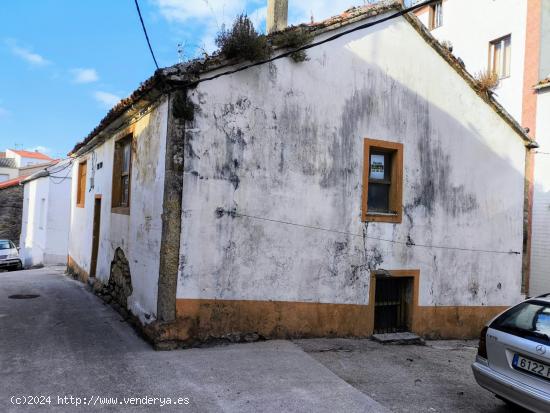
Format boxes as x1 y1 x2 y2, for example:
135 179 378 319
15 261 22 271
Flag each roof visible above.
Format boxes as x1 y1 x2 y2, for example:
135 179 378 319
8 149 53 161
69 0 535 155
0 175 26 190
0 158 16 168
20 159 67 185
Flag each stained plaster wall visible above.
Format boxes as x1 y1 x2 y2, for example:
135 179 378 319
67 98 169 321
177 13 526 308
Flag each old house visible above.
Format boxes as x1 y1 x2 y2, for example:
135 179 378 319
413 0 550 296
67 0 536 347
19 160 72 267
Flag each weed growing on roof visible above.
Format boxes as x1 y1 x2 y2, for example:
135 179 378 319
272 27 314 63
474 70 499 96
215 14 270 62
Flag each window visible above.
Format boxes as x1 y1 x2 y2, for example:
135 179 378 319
429 1 443 30
111 135 132 214
76 160 87 208
489 35 511 79
362 138 403 223
491 300 550 345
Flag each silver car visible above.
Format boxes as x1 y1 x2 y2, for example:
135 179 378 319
472 296 550 412
0 239 22 271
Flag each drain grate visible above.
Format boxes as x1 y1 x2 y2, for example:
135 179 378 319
8 294 40 299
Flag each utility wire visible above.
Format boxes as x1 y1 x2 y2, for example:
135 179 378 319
220 210 521 255
134 0 159 70
179 0 442 88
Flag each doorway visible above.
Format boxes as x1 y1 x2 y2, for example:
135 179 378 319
90 196 101 277
373 274 413 334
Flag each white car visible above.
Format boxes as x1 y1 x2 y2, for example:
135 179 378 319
0 239 22 271
472 296 550 412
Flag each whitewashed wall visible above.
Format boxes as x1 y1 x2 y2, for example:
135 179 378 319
416 0 527 122
68 98 169 322
177 13 526 308
20 172 71 267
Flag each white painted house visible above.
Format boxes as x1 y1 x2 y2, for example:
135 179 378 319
67 1 535 347
20 160 72 267
413 0 550 296
5 149 54 168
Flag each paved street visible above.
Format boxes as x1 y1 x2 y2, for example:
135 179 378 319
0 267 528 413
0 267 387 413
295 339 527 413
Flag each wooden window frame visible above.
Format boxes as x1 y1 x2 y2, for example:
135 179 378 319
429 1 443 30
76 160 87 208
488 34 512 79
362 138 403 224
111 134 133 215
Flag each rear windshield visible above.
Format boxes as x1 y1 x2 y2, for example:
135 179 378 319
0 240 13 250
491 300 550 344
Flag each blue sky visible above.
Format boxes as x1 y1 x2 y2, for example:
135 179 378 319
0 0 375 157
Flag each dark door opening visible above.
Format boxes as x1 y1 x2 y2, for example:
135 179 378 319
374 275 413 334
90 197 101 277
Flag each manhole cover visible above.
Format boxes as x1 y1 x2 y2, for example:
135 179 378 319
8 294 40 299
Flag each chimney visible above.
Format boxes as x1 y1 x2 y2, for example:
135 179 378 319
267 0 288 34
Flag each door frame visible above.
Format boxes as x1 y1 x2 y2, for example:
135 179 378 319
367 269 420 335
90 195 102 277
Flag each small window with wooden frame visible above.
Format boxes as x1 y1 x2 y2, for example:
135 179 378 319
111 134 132 215
76 160 87 208
362 138 403 223
429 1 443 30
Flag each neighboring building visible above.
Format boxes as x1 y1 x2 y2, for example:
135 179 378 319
0 157 18 183
0 149 55 183
0 177 26 245
413 0 550 296
5 149 54 168
67 1 535 347
19 160 71 268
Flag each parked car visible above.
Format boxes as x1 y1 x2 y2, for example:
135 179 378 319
0 239 22 271
472 296 550 412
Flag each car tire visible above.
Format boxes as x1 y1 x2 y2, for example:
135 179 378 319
15 261 22 271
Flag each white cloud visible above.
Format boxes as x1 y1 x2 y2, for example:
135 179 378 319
289 0 367 26
153 0 265 53
93 91 121 108
26 146 52 155
6 39 50 66
71 68 99 83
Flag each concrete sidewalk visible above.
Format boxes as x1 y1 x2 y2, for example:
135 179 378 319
0 267 389 413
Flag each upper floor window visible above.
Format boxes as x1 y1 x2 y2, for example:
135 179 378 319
362 138 403 224
111 135 132 214
76 160 87 208
429 1 443 30
489 35 511 79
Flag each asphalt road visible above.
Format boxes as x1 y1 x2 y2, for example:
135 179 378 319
0 267 388 413
294 338 529 413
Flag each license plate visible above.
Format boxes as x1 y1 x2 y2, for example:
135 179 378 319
513 354 550 379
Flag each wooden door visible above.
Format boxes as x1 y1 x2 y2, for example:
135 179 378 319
90 196 101 277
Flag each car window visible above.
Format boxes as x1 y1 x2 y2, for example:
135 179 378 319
491 300 550 344
0 240 11 250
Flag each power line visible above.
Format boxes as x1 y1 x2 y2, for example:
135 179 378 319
218 209 520 255
134 0 159 70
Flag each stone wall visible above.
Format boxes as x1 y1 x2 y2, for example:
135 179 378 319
0 185 23 245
